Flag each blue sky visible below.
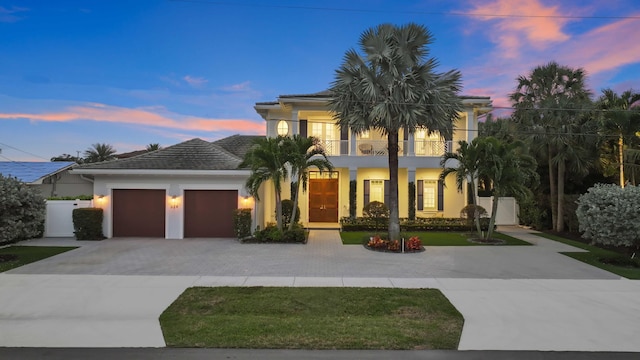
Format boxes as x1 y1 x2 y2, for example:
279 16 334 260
1 0 639 161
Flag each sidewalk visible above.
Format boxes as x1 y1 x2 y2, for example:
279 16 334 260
0 227 639 350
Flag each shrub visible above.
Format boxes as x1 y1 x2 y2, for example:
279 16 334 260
233 208 252 239
459 204 487 231
363 201 389 231
282 226 306 243
254 224 283 243
576 184 640 249
406 236 422 251
254 223 305 243
340 217 492 232
72 208 104 240
0 174 46 244
47 195 93 200
281 199 300 228
408 181 416 221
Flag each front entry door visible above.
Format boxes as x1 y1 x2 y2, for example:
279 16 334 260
309 178 338 222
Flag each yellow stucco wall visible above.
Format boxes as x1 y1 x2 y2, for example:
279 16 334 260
415 168 466 218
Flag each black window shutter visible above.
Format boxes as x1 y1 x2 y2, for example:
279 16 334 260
300 120 307 138
403 129 409 141
364 180 370 206
437 180 444 211
384 180 390 205
340 126 349 155
417 180 423 211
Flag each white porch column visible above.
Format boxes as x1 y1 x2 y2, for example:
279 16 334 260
290 107 299 136
466 109 476 142
350 131 357 156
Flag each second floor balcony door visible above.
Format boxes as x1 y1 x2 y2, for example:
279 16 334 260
311 122 340 156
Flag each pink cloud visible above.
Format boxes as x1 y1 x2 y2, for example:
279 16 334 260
468 0 571 58
559 16 640 75
0 103 265 134
222 81 252 92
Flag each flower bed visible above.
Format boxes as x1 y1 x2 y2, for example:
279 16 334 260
366 235 425 253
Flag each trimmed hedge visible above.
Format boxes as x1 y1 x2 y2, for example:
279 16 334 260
233 208 253 239
253 223 306 243
340 217 492 232
72 208 105 240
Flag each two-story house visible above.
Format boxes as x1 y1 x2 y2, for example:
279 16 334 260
254 90 492 228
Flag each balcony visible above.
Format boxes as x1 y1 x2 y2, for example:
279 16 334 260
317 138 451 157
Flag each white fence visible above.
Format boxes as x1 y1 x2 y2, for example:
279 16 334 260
44 200 93 237
477 197 519 225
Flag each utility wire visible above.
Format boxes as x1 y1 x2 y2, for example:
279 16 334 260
169 0 640 20
0 142 49 161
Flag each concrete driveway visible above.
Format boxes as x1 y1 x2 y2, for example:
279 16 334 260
1 227 639 351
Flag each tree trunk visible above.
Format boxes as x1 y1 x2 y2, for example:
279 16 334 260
469 178 482 238
387 129 400 240
275 187 283 231
556 160 565 232
619 134 625 188
289 176 301 231
548 145 558 231
486 195 499 240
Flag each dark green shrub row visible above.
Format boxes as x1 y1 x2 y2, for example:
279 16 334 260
72 208 105 240
233 208 253 239
254 223 306 243
340 217 492 232
47 195 94 200
281 199 300 229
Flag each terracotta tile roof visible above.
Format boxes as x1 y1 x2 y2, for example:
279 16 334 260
76 138 243 170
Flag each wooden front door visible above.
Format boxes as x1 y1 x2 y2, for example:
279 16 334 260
309 178 338 222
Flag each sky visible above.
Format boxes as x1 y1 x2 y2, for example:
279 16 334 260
1 0 639 161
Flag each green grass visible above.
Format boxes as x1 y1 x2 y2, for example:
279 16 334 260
532 233 640 279
0 246 77 272
340 231 530 246
160 287 463 350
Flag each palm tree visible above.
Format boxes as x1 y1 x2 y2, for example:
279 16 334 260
440 138 486 238
329 23 462 240
481 137 538 239
510 62 592 232
597 88 640 187
283 135 334 231
240 136 288 231
146 143 161 151
83 143 117 163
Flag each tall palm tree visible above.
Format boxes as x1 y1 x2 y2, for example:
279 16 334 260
146 143 161 151
240 136 288 231
510 62 592 231
83 143 117 163
283 135 334 230
329 23 462 240
440 138 486 238
481 137 538 239
597 88 640 187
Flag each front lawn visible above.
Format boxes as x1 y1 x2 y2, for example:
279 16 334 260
532 233 640 279
0 246 77 272
160 287 463 350
340 231 530 246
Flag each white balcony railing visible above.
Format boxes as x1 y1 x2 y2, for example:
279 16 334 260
317 139 347 156
356 140 408 156
415 140 451 156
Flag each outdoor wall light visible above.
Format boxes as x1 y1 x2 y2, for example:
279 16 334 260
170 195 179 209
97 195 105 203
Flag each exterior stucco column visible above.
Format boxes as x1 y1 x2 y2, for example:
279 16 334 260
350 131 357 156
290 107 298 136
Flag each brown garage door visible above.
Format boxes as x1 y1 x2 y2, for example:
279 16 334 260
112 189 166 237
184 190 237 238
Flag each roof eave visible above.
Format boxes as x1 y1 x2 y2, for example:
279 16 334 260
70 169 251 176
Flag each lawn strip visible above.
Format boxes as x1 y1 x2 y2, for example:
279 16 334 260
340 231 529 246
160 287 463 350
0 246 77 272
532 233 640 279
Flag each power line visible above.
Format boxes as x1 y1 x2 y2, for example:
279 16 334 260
169 0 640 20
0 142 49 161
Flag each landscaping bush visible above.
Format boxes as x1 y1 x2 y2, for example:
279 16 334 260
363 201 389 231
459 204 488 231
281 199 300 228
0 174 46 244
340 216 492 232
47 195 93 200
349 180 356 219
233 208 252 239
576 184 640 250
254 223 305 243
72 208 104 240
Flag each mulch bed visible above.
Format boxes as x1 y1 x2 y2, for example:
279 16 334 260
363 244 425 253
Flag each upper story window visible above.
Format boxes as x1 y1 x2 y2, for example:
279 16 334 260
277 120 289 136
